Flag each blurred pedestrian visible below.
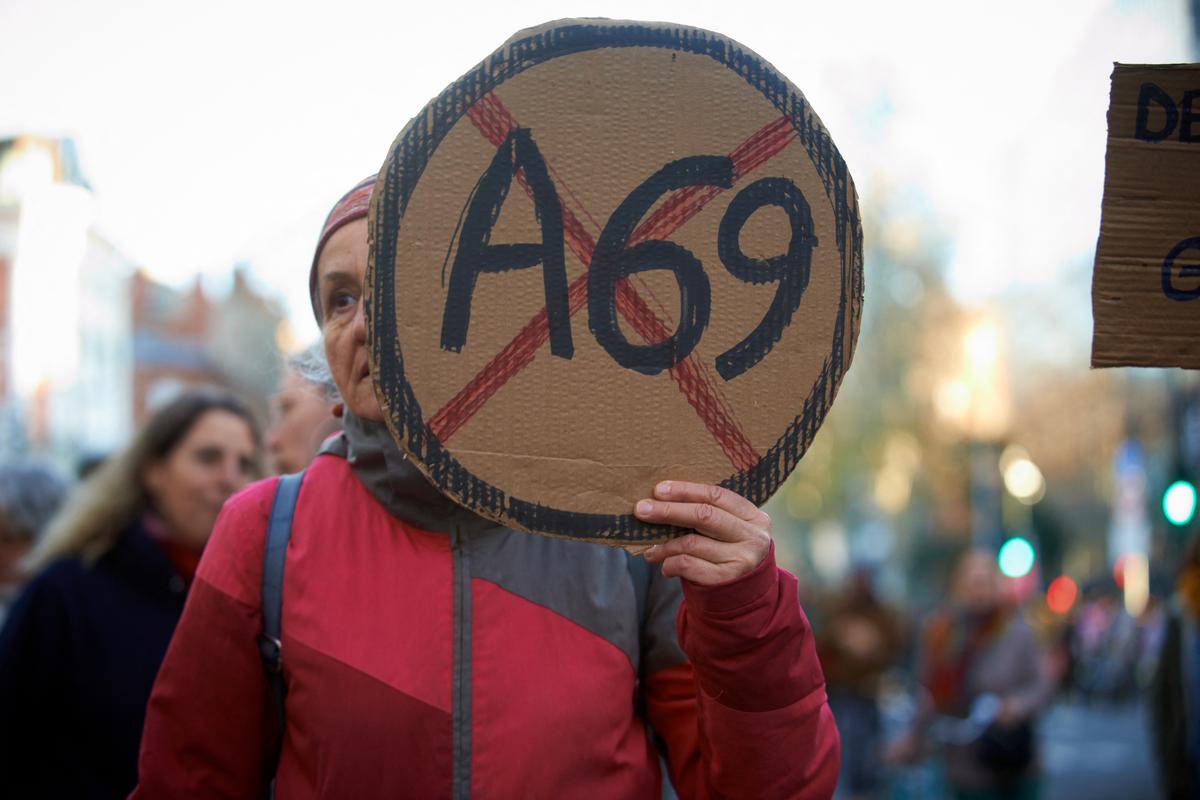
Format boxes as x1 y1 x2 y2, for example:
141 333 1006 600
267 341 342 474
1150 534 1200 799
1070 590 1114 702
818 565 904 799
0 460 70 627
0 389 262 800
1072 590 1141 702
887 549 1049 799
1138 595 1167 691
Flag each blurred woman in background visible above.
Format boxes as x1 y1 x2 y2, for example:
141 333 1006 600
818 565 905 800
888 549 1050 800
267 341 342 474
0 388 262 800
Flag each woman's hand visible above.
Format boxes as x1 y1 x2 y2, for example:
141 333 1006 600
634 481 771 585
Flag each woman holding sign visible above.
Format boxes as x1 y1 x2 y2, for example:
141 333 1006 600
132 175 839 799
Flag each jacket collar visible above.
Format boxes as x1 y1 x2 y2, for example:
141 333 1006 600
322 412 495 534
103 519 190 604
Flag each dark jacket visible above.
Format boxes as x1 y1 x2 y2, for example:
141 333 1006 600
133 414 840 798
1151 601 1200 800
0 519 190 800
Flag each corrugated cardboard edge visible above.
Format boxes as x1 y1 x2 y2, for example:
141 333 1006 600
1091 62 1200 369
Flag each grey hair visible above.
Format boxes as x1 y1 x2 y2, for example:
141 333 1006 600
287 341 341 403
0 461 71 543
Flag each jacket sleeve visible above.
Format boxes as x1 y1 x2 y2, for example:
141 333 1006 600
131 479 279 798
643 543 840 799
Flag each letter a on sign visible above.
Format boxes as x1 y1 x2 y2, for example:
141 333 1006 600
442 128 573 360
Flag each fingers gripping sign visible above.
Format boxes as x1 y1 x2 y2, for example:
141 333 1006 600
634 481 771 584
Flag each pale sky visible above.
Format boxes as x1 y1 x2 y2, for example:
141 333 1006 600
0 0 1190 344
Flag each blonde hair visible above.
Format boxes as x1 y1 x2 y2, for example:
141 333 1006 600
25 389 262 573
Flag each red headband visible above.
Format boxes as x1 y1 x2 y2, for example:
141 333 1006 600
309 175 376 324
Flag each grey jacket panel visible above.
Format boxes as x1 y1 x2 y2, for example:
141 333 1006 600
467 526 643 671
325 412 687 674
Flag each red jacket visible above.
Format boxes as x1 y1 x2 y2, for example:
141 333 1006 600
133 417 838 798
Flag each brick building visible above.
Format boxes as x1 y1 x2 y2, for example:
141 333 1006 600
0 135 283 463
131 267 283 427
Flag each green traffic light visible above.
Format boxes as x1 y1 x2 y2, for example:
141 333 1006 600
1164 480 1198 526
998 537 1035 579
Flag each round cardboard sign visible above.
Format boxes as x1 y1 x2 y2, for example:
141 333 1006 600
368 18 862 545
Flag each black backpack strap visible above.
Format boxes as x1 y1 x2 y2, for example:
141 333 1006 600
258 470 304 798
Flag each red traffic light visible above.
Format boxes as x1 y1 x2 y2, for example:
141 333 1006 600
1046 575 1078 615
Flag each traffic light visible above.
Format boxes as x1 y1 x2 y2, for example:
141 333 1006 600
1163 479 1197 526
998 536 1035 578
1046 575 1078 614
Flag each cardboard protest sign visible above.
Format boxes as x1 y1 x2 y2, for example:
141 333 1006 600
1092 63 1200 368
368 19 862 544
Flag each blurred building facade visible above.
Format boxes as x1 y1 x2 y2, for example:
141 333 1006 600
132 266 283 427
0 135 130 460
769 176 1192 615
0 135 282 467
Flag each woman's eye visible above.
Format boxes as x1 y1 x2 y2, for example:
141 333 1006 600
329 290 358 312
194 447 222 466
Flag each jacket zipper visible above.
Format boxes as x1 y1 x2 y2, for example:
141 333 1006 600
451 525 472 800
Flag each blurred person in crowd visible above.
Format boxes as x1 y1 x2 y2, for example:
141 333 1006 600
818 565 904 799
0 461 70 627
1072 590 1140 702
1137 595 1167 691
1102 599 1141 701
887 549 1049 800
0 389 262 800
131 176 840 798
1069 588 1112 701
1150 534 1200 799
267 341 343 474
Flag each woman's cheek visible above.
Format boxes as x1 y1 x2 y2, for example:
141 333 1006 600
328 328 353 384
